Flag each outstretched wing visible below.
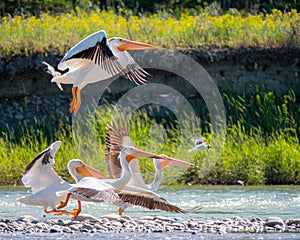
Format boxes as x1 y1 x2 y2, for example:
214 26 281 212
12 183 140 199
105 117 136 178
121 51 149 85
189 136 205 146
58 177 122 204
22 141 63 194
118 189 186 213
58 30 122 75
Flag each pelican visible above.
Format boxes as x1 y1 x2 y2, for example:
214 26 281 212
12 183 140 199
56 147 186 216
17 141 107 219
105 120 194 191
43 30 158 114
102 120 196 215
188 136 211 152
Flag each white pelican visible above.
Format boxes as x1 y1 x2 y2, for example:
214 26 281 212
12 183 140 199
105 120 194 191
188 136 211 152
102 120 196 215
43 30 158 114
17 141 107 219
56 147 185 216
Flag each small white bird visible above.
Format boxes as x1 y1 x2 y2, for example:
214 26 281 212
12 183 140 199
43 30 158 115
188 137 211 152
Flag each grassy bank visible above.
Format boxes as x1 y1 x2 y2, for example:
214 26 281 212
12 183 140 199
0 8 299 57
0 91 299 186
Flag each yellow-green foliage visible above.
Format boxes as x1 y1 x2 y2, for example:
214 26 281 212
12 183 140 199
0 9 299 57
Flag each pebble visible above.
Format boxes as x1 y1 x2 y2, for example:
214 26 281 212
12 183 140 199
0 215 299 235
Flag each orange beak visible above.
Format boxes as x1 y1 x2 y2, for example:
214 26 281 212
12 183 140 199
118 39 159 51
125 148 165 163
76 164 108 179
160 156 194 169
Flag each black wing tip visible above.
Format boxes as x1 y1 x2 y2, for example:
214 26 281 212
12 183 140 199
23 147 50 174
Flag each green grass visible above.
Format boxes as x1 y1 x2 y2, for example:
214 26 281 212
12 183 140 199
0 90 299 186
0 8 299 58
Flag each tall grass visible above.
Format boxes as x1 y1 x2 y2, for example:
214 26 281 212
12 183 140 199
0 90 299 186
0 8 299 57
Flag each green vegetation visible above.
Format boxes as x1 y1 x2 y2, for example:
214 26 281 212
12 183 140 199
0 2 299 186
2 0 300 16
0 7 299 57
0 90 299 186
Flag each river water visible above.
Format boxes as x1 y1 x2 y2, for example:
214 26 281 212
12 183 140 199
0 185 299 239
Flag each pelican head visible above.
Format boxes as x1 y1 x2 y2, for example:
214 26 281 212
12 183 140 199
153 155 195 170
108 38 158 52
68 159 108 181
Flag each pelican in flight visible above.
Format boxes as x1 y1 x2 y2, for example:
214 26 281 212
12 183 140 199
188 136 211 152
43 30 158 114
56 146 186 216
18 141 107 219
105 119 194 191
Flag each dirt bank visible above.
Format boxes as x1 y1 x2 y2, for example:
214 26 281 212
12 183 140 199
0 47 299 131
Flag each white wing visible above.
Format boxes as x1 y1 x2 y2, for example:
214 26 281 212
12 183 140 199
121 51 149 85
59 30 107 64
42 61 63 91
21 142 64 194
58 30 122 76
190 136 205 145
18 181 71 209
57 177 121 204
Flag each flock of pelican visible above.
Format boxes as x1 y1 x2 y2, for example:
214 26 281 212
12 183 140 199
18 121 197 219
18 30 210 219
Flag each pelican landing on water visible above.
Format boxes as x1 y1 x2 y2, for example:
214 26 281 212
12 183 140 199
43 30 158 115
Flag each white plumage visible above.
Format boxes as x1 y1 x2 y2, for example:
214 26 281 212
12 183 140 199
43 30 157 115
18 142 107 219
188 136 211 152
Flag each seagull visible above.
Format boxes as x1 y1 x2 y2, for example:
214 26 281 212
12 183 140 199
188 136 211 152
43 30 158 115
17 141 107 219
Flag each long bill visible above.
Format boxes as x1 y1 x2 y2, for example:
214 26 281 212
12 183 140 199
76 164 108 179
125 148 166 163
159 156 194 169
118 39 159 51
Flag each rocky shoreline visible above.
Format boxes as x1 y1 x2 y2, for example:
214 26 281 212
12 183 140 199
1 214 299 235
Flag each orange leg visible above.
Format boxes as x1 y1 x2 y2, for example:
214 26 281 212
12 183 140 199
57 193 72 209
44 208 73 216
56 193 81 220
73 88 81 115
73 200 81 220
118 207 124 216
69 86 77 113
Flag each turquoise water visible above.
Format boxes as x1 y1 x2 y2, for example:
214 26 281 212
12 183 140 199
0 185 299 239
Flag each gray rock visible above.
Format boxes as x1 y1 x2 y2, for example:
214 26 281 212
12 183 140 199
286 219 300 225
0 222 8 228
82 223 94 231
76 214 100 222
49 225 62 233
17 215 39 222
264 217 284 227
